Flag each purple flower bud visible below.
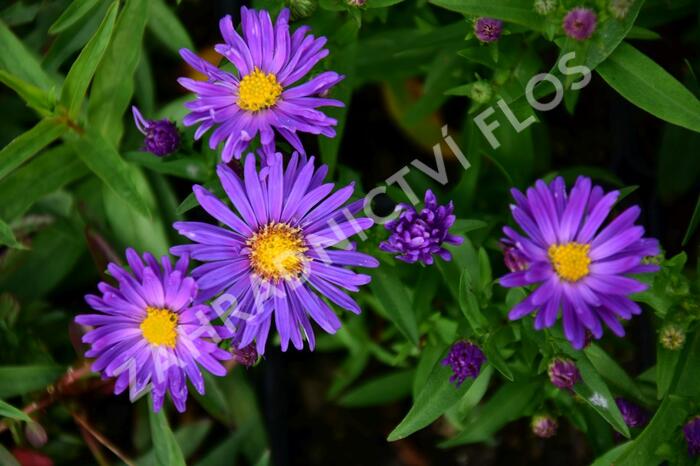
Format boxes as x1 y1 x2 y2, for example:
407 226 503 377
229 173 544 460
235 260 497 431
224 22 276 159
685 416 700 456
615 398 649 428
379 189 463 266
499 238 529 272
232 344 259 367
474 17 503 43
548 358 580 389
562 7 597 41
132 106 180 157
442 341 486 387
24 421 48 448
531 415 558 438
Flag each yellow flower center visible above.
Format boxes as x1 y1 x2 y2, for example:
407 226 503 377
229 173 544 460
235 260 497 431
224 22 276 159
140 307 179 348
248 223 308 282
548 242 591 282
237 67 283 112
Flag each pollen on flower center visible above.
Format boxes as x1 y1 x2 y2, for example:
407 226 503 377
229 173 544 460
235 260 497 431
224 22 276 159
237 67 283 112
548 242 591 282
140 307 179 347
248 222 308 282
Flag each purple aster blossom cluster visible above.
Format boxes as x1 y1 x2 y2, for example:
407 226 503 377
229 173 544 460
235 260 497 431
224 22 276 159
615 398 649 428
548 358 580 389
379 189 463 265
563 7 598 41
132 106 180 156
474 17 503 43
177 7 343 162
76 250 230 412
685 417 700 456
442 341 486 387
531 415 558 438
499 176 659 349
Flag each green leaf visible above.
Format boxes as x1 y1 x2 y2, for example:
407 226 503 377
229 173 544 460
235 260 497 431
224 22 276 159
387 357 478 441
49 0 101 34
60 0 119 117
88 0 149 145
450 219 487 235
0 365 64 398
0 218 23 249
124 151 208 181
134 419 210 466
366 0 405 7
458 270 489 335
147 0 194 54
0 19 53 89
441 379 541 446
584 344 649 405
0 399 31 422
0 117 67 181
0 70 54 115
597 42 700 133
0 145 87 221
427 0 545 31
339 370 414 407
70 128 151 218
193 425 251 466
615 395 689 466
148 399 187 466
682 194 700 246
369 267 419 345
573 356 631 438
591 443 633 466
483 329 514 382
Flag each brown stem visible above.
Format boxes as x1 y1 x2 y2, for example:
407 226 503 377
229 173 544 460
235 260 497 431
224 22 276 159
72 412 135 466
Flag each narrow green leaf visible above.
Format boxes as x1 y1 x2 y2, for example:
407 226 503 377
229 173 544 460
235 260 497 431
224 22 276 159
458 270 488 335
49 0 100 34
147 0 194 54
0 145 87 221
483 330 514 381
124 151 208 181
427 0 545 31
0 19 53 89
88 0 149 145
369 267 419 345
682 194 700 246
0 70 54 115
339 370 414 407
597 42 700 133
387 357 478 441
366 0 405 7
0 399 31 422
441 380 541 446
193 425 251 466
573 356 631 438
591 442 632 466
134 419 210 466
0 218 23 249
70 128 151 218
615 395 689 466
0 117 67 181
0 444 20 466
0 365 64 398
60 0 119 117
148 399 187 466
584 344 649 405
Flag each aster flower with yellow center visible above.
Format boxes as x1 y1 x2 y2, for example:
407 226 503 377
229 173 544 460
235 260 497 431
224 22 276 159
499 176 660 349
75 250 230 412
171 153 377 354
178 7 344 162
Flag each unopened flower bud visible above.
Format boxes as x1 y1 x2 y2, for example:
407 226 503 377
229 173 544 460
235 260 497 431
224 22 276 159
287 0 317 19
660 324 685 351
533 0 557 15
531 414 558 438
469 81 493 104
25 421 48 448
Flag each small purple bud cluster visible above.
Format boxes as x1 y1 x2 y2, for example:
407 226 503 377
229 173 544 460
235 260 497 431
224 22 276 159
474 18 504 43
548 358 580 389
442 341 486 387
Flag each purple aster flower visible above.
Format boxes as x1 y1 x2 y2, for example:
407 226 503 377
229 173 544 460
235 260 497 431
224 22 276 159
615 398 649 428
178 8 344 162
531 415 558 438
171 153 377 354
685 417 700 456
132 106 180 157
500 238 529 272
563 7 597 41
474 17 503 43
499 176 659 349
442 341 486 387
548 358 580 389
379 189 463 265
76 250 230 412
